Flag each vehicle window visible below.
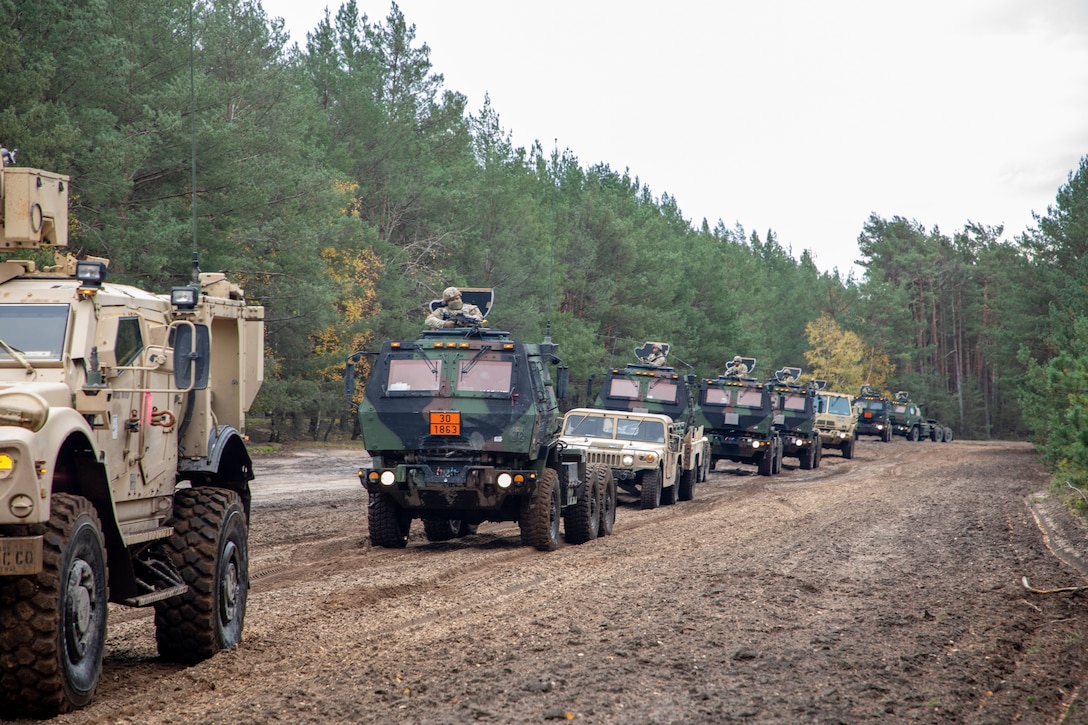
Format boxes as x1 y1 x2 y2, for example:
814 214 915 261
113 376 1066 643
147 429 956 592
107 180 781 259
564 414 613 437
864 400 884 411
0 304 69 361
828 397 852 415
892 404 906 414
737 389 763 407
607 378 640 399
387 359 441 391
115 316 144 367
783 394 807 411
704 388 731 405
458 359 512 393
646 379 677 402
616 419 665 443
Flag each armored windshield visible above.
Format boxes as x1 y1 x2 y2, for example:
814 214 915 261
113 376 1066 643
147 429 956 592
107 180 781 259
457 359 512 393
646 379 677 403
861 399 885 411
704 388 731 405
825 396 852 415
606 378 640 399
386 359 441 392
892 404 907 414
0 304 69 361
780 394 807 412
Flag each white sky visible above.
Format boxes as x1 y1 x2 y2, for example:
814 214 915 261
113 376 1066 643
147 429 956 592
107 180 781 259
261 0 1088 277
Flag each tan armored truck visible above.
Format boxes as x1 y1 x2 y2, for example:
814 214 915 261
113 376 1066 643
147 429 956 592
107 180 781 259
815 390 858 458
560 407 707 509
0 151 264 716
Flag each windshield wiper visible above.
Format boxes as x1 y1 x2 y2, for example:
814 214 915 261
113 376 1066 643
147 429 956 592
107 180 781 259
0 337 35 376
461 345 492 376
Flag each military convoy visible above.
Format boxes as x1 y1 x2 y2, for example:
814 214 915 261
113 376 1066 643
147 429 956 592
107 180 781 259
0 151 265 715
352 292 612 551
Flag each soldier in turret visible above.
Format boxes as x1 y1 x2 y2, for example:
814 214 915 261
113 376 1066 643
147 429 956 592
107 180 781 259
645 344 666 367
726 355 748 378
426 286 483 329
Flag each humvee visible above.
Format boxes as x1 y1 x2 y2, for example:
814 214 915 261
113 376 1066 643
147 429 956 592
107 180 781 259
352 291 609 551
0 150 264 716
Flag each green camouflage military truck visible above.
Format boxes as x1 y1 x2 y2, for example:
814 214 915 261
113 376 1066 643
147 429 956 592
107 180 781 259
768 367 822 470
888 391 935 441
353 294 608 551
694 357 782 476
592 343 710 500
815 390 858 458
855 385 892 442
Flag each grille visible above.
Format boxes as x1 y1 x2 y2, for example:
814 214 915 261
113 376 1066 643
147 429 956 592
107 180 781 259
587 450 624 467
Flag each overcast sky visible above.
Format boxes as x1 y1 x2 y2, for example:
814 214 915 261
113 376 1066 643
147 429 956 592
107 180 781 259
260 0 1088 277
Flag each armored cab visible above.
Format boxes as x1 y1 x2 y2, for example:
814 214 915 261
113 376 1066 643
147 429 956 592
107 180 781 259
355 292 607 551
815 389 858 458
767 367 821 470
888 391 933 441
694 357 782 476
0 150 264 716
855 385 892 442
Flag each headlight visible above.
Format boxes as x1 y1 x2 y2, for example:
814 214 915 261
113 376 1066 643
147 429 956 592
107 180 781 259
0 393 49 432
497 472 513 488
752 441 762 448
621 455 634 466
0 452 13 479
379 470 396 486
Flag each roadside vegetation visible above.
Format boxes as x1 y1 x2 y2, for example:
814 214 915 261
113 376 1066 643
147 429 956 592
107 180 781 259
2 0 1086 507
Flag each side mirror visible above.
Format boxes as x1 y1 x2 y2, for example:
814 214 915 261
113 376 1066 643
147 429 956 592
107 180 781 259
174 323 210 390
555 366 569 401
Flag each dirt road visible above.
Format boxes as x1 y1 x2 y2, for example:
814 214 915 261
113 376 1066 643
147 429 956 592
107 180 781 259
16 439 1088 724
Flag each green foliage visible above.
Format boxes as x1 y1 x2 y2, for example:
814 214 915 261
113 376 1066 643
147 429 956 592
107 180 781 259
2 0 1083 464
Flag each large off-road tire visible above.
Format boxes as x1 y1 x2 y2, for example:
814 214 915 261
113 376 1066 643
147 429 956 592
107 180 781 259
757 448 773 476
520 468 561 551
639 468 662 509
563 467 600 544
596 465 617 536
678 467 695 501
843 436 855 459
943 427 954 442
0 494 108 717
908 426 920 442
800 443 815 470
422 518 471 542
772 441 784 474
155 488 248 663
367 491 411 548
882 427 892 442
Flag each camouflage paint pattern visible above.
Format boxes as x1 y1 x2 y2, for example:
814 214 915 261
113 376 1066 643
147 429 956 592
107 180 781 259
694 376 777 465
358 327 562 518
593 363 699 431
768 378 819 463
855 387 892 440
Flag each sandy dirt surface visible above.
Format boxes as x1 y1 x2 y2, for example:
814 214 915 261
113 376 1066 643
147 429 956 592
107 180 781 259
13 438 1088 724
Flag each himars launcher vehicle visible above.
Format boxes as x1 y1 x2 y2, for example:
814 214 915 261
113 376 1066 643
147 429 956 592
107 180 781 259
0 150 264 715
352 291 610 551
694 357 782 476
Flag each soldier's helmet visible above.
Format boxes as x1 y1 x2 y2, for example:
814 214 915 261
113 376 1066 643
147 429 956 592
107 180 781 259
733 355 742 362
442 286 461 303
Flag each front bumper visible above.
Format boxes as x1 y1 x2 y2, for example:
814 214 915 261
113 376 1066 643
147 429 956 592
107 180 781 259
360 463 540 511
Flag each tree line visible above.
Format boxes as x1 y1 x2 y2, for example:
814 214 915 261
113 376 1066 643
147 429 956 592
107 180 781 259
2 0 1086 506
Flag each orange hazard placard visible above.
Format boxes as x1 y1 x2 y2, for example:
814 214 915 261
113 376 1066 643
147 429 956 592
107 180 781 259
429 411 461 435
